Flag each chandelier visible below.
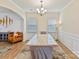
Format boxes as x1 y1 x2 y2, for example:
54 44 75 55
36 0 47 16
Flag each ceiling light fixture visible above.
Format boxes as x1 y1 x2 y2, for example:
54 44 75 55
36 0 47 16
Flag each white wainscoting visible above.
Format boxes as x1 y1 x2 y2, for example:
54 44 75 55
59 31 79 57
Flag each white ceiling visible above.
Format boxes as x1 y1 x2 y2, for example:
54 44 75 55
10 0 73 12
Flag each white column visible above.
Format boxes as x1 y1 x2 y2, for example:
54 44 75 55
23 13 27 42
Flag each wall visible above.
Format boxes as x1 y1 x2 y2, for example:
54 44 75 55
59 31 79 57
0 0 27 41
0 7 24 32
60 0 79 57
61 0 79 34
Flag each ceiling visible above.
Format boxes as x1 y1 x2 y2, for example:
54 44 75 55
10 0 73 12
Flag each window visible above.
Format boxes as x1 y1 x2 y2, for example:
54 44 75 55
48 19 56 32
27 17 37 33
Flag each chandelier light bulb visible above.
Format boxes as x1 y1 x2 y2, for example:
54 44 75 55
38 10 40 13
42 9 47 13
41 8 44 10
44 9 47 12
36 8 40 13
36 8 39 11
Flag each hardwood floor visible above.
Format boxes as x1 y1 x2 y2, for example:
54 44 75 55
0 40 79 59
57 40 79 59
0 42 25 59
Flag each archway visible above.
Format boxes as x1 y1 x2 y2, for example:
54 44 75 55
0 6 24 42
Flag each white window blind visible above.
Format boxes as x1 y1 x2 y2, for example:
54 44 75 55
48 19 56 32
27 17 37 33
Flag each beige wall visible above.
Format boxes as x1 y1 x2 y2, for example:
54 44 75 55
37 14 48 45
61 0 79 35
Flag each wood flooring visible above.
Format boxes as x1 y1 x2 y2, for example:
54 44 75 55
57 40 79 59
0 40 79 59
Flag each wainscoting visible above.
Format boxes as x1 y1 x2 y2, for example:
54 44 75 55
59 31 79 57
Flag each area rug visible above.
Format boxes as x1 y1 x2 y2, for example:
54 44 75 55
52 45 68 59
15 45 68 59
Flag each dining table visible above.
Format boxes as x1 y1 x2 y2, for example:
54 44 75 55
26 34 58 59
